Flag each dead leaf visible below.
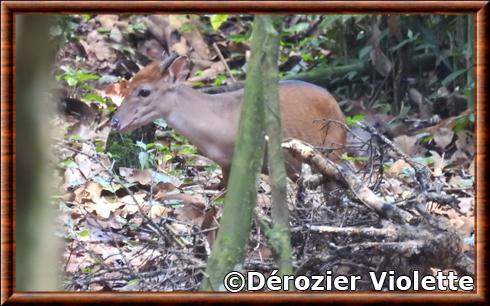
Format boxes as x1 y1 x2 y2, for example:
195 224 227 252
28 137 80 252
64 166 85 189
181 16 211 60
103 80 129 106
187 61 226 83
80 30 117 63
73 181 103 204
174 201 207 226
119 193 148 215
110 27 123 43
455 130 474 156
254 244 273 260
393 135 418 156
96 15 119 29
137 39 166 62
429 150 446 177
119 167 153 185
74 152 96 179
256 193 271 211
201 205 219 247
170 37 189 55
446 150 470 169
88 197 125 219
468 158 475 177
149 205 171 219
387 159 410 176
157 192 205 206
433 127 454 149
448 175 473 189
458 197 473 214
409 88 431 119
119 167 180 187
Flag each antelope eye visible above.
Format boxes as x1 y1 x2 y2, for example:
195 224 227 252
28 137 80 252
138 88 151 97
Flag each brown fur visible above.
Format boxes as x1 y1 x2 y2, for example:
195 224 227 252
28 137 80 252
113 59 346 185
277 81 345 181
128 62 163 91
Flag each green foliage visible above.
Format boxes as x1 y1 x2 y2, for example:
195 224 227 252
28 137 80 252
81 92 107 105
96 28 111 34
49 15 83 41
340 153 369 162
209 15 229 31
453 113 474 133
213 74 227 86
283 22 309 34
389 30 419 52
441 69 468 86
420 134 434 144
105 134 141 169
58 158 77 169
93 175 131 193
135 141 170 169
81 267 94 274
127 21 147 34
77 229 91 239
106 122 198 175
227 33 249 44
56 66 100 88
345 115 365 127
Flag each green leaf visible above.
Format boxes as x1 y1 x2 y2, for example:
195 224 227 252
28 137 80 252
283 22 309 34
340 154 369 162
228 34 248 44
49 25 63 37
164 199 184 207
128 21 146 34
93 175 129 193
345 115 365 127
420 135 433 144
153 118 168 129
77 229 91 238
94 140 106 153
345 71 358 80
152 172 174 184
441 69 467 86
135 141 147 150
80 14 92 22
453 116 470 133
81 267 93 274
59 158 77 169
413 157 433 166
58 66 99 88
358 46 372 59
302 53 313 62
213 74 227 86
127 278 140 285
210 15 228 31
97 28 111 34
407 29 413 39
82 92 106 105
138 151 150 169
179 23 195 33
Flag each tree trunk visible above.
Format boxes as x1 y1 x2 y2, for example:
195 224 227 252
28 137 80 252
200 15 279 291
15 15 60 290
263 17 294 280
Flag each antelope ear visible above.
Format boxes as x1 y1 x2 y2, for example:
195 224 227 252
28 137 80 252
166 56 190 84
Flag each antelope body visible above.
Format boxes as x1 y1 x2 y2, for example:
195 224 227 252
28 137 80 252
112 56 346 185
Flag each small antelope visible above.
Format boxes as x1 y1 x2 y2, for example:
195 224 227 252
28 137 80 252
111 54 346 185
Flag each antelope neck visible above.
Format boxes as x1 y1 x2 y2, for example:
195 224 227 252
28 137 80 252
164 85 242 165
